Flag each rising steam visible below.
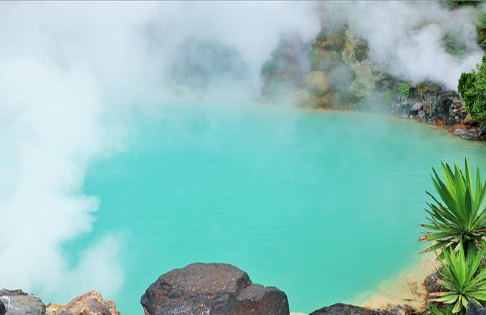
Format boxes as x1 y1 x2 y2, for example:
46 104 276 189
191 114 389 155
0 0 482 305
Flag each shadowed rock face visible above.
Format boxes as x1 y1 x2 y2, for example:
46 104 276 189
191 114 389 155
310 303 391 315
141 263 289 315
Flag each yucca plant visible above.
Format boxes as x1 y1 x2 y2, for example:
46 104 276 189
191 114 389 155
419 158 486 257
429 242 486 314
429 304 454 315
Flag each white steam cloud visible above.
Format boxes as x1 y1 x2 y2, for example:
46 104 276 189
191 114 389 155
0 1 320 303
0 0 483 306
326 1 484 90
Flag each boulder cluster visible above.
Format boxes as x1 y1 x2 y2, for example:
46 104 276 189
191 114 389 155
393 82 486 141
7 262 486 315
260 17 485 142
0 289 119 315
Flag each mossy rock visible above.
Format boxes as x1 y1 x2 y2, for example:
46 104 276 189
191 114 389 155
310 48 342 72
304 71 331 97
342 39 356 64
315 91 335 108
350 60 375 98
296 91 318 108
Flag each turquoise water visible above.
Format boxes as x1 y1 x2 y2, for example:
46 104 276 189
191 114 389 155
79 101 486 314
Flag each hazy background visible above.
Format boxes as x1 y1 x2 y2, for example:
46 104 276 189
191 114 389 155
0 1 483 304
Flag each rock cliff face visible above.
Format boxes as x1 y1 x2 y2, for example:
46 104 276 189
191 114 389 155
140 262 289 315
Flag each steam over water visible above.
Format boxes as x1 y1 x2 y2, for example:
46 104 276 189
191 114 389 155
82 103 486 314
1 1 486 314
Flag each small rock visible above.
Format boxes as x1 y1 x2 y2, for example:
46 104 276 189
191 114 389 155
390 305 412 315
310 303 391 315
304 71 331 97
45 304 62 315
58 291 119 315
464 113 478 126
296 91 318 109
467 300 486 315
0 299 6 315
410 102 423 111
418 110 425 118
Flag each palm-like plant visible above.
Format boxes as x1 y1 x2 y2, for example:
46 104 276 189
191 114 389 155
419 158 486 257
429 304 454 315
429 242 486 314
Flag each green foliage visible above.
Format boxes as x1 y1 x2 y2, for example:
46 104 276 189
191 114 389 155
431 83 440 92
458 55 486 123
429 304 454 315
430 242 486 314
398 83 410 97
384 90 395 102
452 49 468 59
419 158 486 258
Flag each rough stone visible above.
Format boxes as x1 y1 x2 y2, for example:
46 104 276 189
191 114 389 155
296 91 318 109
464 113 479 126
58 291 120 315
410 102 423 111
0 291 27 297
390 305 412 315
310 303 390 315
467 300 486 315
304 71 331 97
1 299 6 315
141 262 289 315
350 60 375 98
315 91 335 108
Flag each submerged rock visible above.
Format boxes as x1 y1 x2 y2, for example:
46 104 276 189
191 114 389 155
310 303 391 315
141 262 289 315
57 291 120 315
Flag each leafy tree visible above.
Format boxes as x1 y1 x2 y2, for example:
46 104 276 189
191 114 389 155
458 55 486 123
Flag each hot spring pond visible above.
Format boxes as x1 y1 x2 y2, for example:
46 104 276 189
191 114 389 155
78 101 486 314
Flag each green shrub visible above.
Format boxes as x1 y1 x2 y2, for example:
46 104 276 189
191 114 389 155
458 55 486 123
429 242 486 314
419 158 486 258
398 83 410 97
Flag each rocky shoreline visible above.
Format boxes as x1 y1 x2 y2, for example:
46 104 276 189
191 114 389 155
0 261 455 315
260 18 486 144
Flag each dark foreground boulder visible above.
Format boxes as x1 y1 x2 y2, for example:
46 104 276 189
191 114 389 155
310 303 391 315
0 289 46 315
467 300 486 315
141 262 289 315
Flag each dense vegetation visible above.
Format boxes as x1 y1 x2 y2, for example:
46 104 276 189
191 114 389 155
458 56 486 123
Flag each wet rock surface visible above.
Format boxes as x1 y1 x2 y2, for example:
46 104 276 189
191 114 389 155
310 303 391 315
140 262 289 315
